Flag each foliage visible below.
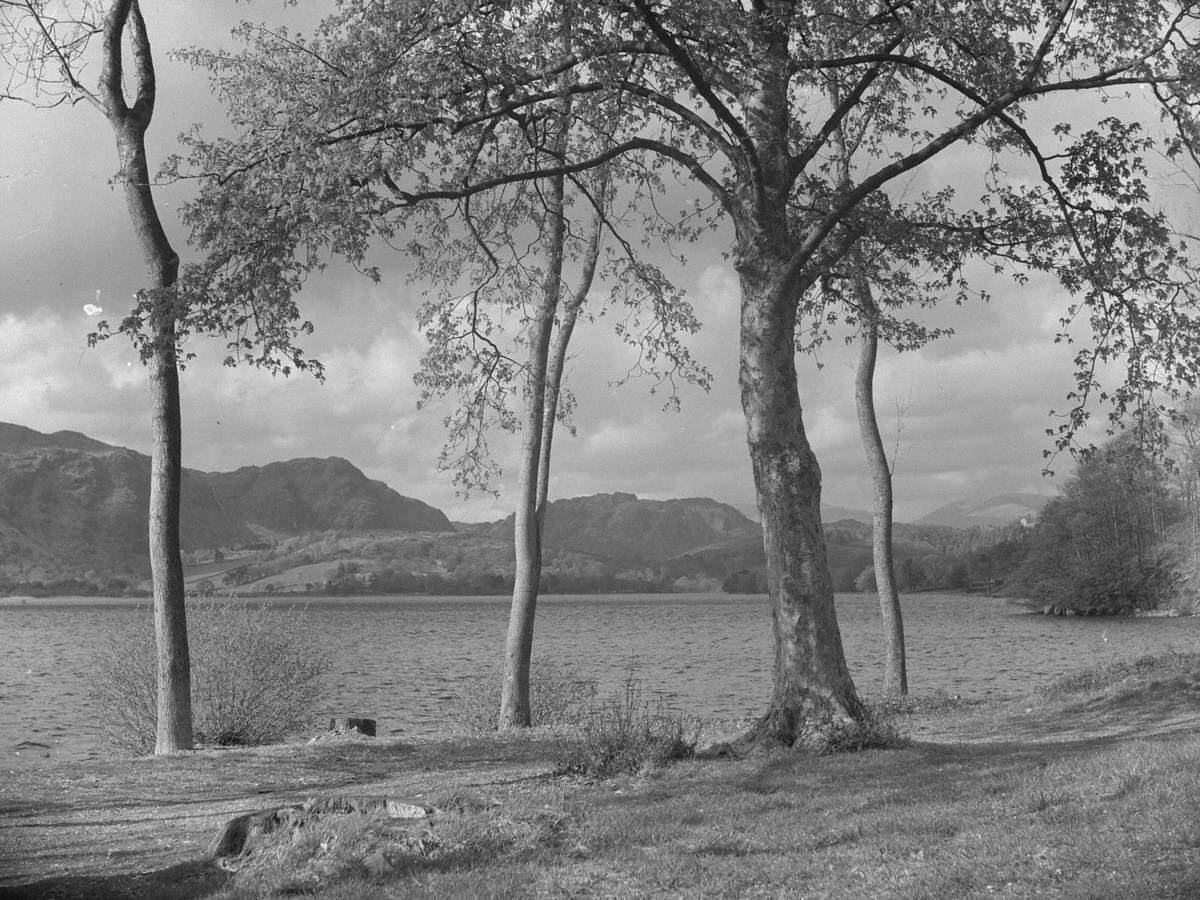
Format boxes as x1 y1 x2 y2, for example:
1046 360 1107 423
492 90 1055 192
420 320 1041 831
1012 435 1185 610
555 676 701 776
90 600 329 752
158 1 1200 741
453 658 597 733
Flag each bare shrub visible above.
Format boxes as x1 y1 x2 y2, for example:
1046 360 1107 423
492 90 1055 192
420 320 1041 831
90 599 329 753
453 657 597 733
555 677 701 776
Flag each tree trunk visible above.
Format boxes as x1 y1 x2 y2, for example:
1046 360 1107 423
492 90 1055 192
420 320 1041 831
499 173 604 728
737 262 865 748
147 330 192 753
102 0 193 753
498 176 566 729
852 275 908 697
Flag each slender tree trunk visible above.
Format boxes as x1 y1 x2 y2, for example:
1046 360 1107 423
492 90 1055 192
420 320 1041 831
102 0 193 753
737 260 865 747
498 175 565 729
499 178 604 728
852 273 908 697
535 196 604 517
147 330 191 752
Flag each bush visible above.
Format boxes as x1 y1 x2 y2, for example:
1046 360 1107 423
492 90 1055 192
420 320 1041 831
555 677 701 776
453 658 597 733
90 599 329 753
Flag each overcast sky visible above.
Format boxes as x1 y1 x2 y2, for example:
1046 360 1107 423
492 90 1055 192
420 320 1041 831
2 1 1173 523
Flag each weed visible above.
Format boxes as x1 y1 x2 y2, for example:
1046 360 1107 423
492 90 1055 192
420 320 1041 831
555 676 702 776
814 703 909 755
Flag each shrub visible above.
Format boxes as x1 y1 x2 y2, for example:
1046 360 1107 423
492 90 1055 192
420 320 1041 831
453 658 597 733
555 677 701 776
90 599 329 753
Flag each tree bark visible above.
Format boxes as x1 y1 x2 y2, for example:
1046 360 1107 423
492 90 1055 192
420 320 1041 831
498 173 566 729
498 175 604 728
101 0 193 753
737 260 865 748
852 273 908 697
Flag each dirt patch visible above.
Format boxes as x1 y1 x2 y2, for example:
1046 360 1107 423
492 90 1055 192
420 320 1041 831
0 733 559 899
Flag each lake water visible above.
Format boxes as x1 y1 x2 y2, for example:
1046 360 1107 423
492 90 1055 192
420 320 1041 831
4 592 1200 767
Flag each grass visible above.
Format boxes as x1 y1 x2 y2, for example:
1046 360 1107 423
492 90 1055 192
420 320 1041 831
7 651 1200 899
200 732 1200 899
1040 648 1200 699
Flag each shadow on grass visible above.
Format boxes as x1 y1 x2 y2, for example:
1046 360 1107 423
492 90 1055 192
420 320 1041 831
0 859 226 900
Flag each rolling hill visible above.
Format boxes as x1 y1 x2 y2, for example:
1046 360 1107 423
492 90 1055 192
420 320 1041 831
0 424 450 583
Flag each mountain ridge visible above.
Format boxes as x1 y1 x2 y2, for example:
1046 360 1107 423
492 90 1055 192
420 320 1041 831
0 425 451 582
0 422 1041 594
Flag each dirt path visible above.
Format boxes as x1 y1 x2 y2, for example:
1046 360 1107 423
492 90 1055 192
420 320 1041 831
0 734 559 899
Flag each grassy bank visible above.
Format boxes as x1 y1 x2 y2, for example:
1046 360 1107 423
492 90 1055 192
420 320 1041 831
4 653 1200 899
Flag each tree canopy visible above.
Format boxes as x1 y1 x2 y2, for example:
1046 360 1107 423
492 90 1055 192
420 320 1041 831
171 0 1200 745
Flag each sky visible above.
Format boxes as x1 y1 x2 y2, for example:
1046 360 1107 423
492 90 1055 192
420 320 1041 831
0 2 1176 524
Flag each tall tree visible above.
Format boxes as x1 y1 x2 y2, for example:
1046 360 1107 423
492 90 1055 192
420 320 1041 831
2 0 193 752
2 0 321 753
174 0 1200 748
180 4 703 731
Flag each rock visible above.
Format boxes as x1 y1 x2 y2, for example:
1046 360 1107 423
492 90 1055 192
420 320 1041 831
208 807 292 859
362 850 393 877
209 795 434 860
385 798 431 819
329 717 376 737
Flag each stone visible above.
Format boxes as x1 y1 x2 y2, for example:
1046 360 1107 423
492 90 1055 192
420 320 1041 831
385 799 432 819
329 717 376 737
209 795 434 860
362 850 393 877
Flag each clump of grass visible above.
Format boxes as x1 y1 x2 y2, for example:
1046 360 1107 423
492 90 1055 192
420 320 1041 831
814 703 908 755
1041 649 1200 699
90 599 329 753
453 658 597 733
555 677 702 776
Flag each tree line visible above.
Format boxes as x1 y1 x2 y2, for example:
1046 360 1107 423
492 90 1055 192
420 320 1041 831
6 0 1200 752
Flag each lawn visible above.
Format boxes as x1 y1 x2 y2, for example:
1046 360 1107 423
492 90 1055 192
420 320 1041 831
3 652 1200 899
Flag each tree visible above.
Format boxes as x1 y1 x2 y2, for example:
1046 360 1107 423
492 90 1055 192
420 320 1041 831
2 0 321 753
2 0 194 751
180 4 705 731
175 1 1200 748
1015 434 1183 610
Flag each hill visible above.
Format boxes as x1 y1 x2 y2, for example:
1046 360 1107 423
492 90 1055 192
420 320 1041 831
485 492 762 563
0 423 1031 596
0 424 451 586
916 493 1050 528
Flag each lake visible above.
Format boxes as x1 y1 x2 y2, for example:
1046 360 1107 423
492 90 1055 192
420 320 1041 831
4 592 1200 767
